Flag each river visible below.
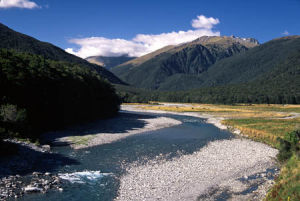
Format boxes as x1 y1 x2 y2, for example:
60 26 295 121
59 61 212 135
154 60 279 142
17 109 277 201
17 111 233 201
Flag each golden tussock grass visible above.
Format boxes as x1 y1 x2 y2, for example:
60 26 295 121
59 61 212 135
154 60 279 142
223 118 300 147
137 103 299 147
139 105 291 119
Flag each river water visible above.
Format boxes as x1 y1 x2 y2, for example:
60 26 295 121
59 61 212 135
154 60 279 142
19 112 233 201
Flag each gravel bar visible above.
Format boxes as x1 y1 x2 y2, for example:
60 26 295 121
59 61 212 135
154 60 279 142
115 105 279 201
116 139 278 201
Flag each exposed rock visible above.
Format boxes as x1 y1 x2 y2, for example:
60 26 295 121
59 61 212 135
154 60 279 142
24 185 43 193
42 145 51 152
45 172 51 176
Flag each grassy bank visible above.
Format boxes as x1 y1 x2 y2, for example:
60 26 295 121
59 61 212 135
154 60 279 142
265 154 300 201
223 118 300 147
129 103 300 201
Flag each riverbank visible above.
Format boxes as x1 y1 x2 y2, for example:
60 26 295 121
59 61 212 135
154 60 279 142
116 139 278 201
121 104 228 130
45 112 181 149
115 104 281 200
0 140 64 200
121 103 300 201
0 111 182 200
1 103 295 200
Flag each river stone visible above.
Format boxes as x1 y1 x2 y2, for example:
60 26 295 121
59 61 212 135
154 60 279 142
45 172 51 176
24 185 43 193
42 145 51 151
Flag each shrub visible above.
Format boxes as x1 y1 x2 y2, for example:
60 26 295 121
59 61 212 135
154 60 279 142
277 130 300 162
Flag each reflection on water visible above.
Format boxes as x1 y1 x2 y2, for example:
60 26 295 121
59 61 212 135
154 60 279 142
18 112 233 201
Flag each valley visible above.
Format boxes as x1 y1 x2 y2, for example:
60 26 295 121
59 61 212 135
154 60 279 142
0 5 299 200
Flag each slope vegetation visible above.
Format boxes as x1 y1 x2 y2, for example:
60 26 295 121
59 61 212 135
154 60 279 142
0 49 120 141
0 23 124 84
198 36 300 87
116 36 300 104
112 36 258 89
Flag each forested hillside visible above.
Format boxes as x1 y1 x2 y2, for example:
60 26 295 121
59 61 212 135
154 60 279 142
195 36 300 87
157 36 300 90
0 49 120 141
0 23 125 85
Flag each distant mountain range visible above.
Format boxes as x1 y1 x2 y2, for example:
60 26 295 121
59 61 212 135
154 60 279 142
111 36 259 90
86 55 136 70
0 23 125 85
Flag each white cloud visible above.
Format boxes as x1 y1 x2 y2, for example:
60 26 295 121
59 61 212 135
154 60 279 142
66 15 220 58
0 0 39 9
191 15 220 29
66 38 147 58
282 30 289 35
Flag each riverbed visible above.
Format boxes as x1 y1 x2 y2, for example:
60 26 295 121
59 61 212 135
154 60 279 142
14 106 278 201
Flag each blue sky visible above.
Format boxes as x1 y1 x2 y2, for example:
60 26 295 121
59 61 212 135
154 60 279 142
1 0 300 58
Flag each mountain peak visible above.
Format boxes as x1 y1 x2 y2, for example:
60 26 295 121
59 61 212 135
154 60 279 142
190 35 259 48
229 35 259 45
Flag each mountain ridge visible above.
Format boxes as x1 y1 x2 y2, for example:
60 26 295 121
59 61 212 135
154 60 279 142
86 55 136 70
116 35 300 104
111 35 259 89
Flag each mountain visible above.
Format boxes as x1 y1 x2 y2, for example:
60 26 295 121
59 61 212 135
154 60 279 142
0 23 125 84
167 35 300 89
111 36 259 90
86 55 136 70
117 36 300 104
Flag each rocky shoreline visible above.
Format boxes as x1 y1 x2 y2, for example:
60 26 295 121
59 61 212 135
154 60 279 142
0 171 62 200
0 111 183 200
0 140 70 200
44 112 182 149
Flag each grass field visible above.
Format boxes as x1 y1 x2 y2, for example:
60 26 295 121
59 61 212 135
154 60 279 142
128 103 300 201
223 118 300 147
140 103 298 119
138 103 299 145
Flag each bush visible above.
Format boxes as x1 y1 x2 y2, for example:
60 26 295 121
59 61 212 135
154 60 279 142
277 130 300 162
0 104 27 123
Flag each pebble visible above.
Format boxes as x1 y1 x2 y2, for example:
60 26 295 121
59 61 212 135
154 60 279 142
116 139 279 201
24 185 43 193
